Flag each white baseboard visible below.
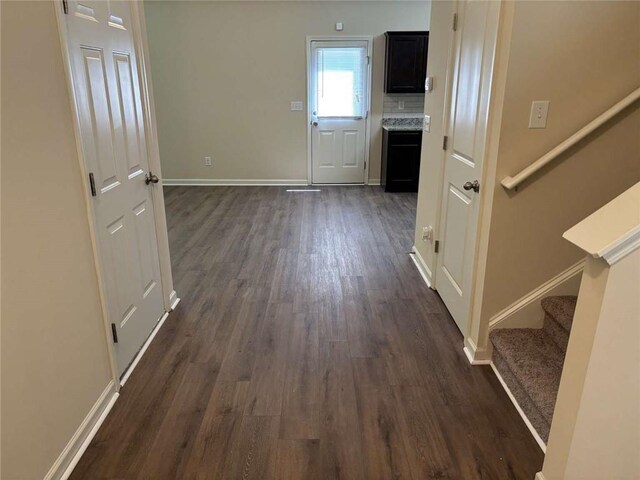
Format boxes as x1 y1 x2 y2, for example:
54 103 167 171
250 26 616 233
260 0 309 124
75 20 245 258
409 246 432 288
463 336 492 365
44 381 119 480
490 362 547 453
120 308 172 387
163 178 308 186
169 290 180 310
489 259 585 331
367 178 381 186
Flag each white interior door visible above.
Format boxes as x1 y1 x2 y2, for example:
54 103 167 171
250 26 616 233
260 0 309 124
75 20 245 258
309 40 370 184
63 0 165 376
436 1 500 335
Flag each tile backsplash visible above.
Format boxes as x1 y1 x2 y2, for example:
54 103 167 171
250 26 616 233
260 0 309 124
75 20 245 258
383 94 425 115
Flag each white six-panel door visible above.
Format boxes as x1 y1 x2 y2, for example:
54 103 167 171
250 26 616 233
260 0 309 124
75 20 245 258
63 0 165 376
309 40 370 184
436 1 501 335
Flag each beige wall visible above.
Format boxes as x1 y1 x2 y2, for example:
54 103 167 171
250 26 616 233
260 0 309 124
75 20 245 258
1 2 113 478
413 0 454 274
144 0 430 183
472 0 640 348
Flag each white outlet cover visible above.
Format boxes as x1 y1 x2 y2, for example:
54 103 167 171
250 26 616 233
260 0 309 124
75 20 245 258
290 101 303 111
204 156 212 166
335 22 343 31
398 100 405 110
529 100 549 129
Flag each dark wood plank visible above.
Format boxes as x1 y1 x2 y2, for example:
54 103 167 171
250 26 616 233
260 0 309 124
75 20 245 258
69 186 544 480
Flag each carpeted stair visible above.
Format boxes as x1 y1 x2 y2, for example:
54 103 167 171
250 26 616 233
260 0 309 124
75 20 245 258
489 295 577 444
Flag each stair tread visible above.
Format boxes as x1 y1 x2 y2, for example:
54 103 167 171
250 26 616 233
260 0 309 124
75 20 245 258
541 295 577 332
490 328 564 425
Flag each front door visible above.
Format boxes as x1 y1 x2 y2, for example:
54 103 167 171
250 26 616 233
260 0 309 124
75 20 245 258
436 1 501 334
309 40 370 184
62 0 166 376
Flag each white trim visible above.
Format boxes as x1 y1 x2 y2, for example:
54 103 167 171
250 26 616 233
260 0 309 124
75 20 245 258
169 291 180 310
306 36 373 185
163 178 308 187
367 179 381 186
410 246 433 288
120 306 173 387
463 346 491 365
490 362 547 452
44 381 119 480
488 259 585 330
535 472 547 480
463 336 492 365
599 224 640 266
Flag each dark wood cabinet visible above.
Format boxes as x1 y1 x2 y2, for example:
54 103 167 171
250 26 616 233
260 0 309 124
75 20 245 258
384 31 429 94
381 129 422 192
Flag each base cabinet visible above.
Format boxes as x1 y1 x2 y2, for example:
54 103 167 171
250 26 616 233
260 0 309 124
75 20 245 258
380 129 422 192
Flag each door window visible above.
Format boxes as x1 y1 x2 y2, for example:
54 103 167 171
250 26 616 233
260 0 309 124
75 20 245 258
313 46 366 118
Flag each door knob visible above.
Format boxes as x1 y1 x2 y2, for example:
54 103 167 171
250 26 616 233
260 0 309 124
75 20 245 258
311 121 318 127
463 180 480 193
145 172 160 185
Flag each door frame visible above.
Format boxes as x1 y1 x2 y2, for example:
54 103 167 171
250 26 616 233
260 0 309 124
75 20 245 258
55 1 178 388
306 35 373 185
427 0 511 359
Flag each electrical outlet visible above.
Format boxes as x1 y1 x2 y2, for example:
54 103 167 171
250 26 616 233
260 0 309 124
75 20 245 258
528 101 549 129
398 100 405 110
204 156 212 166
290 101 303 111
422 226 433 242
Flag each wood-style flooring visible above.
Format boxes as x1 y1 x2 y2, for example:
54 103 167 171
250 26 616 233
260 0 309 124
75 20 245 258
71 186 543 479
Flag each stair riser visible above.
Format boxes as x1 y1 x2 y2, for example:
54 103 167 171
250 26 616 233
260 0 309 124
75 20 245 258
543 313 569 353
493 349 551 443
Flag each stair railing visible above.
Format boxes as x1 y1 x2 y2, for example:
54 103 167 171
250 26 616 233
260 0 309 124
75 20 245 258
501 87 640 191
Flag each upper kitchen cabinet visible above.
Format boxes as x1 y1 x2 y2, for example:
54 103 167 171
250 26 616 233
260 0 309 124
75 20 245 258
384 31 429 94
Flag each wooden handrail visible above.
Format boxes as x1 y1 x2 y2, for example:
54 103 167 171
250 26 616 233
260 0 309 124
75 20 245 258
501 87 640 191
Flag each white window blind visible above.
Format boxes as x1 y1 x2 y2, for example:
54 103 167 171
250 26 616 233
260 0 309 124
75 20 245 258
314 46 366 118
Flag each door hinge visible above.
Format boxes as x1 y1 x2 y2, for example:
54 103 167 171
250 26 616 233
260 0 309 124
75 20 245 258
442 136 448 150
111 323 118 343
89 172 97 197
435 240 440 253
62 0 69 14
366 55 370 65
452 13 458 31
364 161 367 170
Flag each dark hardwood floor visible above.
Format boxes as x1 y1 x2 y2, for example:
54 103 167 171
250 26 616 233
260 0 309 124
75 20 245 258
71 186 543 479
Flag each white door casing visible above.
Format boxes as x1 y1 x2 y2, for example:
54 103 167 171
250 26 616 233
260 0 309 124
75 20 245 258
308 39 372 184
436 1 502 335
61 0 166 376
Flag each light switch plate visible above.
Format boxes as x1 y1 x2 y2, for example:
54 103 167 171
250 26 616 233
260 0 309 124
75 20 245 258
424 114 431 132
290 101 303 111
335 22 343 31
529 100 549 128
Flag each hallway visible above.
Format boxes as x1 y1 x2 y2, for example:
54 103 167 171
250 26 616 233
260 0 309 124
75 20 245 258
70 186 543 479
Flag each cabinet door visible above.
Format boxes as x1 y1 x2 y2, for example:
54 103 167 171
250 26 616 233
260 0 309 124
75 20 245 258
386 132 422 192
385 34 428 93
